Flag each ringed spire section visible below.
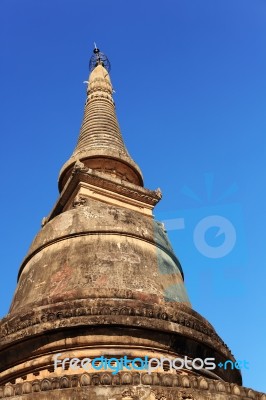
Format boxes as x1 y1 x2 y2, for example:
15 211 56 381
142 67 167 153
59 47 143 192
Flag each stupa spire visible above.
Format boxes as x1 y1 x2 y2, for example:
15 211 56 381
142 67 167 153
59 47 143 192
1 46 260 400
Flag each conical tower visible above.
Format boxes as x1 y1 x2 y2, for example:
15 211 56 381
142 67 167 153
59 47 143 191
0 48 264 400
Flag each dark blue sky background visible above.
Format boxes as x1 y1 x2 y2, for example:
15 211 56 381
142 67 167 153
0 0 265 392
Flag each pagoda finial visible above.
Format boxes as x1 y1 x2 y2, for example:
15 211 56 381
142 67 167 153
89 44 111 72
58 46 143 191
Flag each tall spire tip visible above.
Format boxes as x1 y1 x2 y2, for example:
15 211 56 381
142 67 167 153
89 45 111 72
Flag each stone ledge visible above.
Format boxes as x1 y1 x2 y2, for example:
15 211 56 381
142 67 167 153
0 299 227 352
0 372 265 399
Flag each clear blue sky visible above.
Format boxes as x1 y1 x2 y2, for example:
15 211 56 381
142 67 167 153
0 0 265 393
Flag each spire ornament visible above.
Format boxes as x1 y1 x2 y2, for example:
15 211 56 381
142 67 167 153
89 45 111 72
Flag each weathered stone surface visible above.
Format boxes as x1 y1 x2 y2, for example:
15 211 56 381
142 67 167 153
0 48 264 399
10 199 188 314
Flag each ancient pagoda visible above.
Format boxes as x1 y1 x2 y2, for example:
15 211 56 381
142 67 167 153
0 48 264 400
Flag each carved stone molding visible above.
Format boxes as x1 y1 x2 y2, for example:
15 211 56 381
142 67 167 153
0 372 263 399
56 164 161 222
0 298 226 351
72 195 87 208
